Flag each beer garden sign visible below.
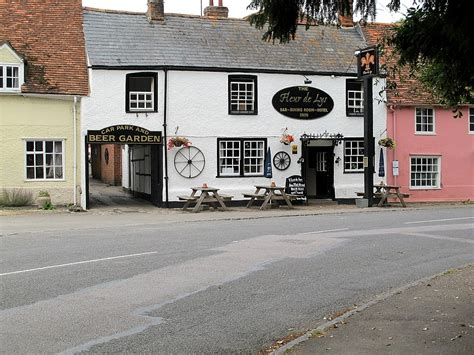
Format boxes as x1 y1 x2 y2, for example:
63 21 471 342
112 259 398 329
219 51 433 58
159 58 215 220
86 125 162 144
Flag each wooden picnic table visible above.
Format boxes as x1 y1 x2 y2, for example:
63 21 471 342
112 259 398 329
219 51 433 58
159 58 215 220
243 185 293 210
357 184 409 207
178 187 231 213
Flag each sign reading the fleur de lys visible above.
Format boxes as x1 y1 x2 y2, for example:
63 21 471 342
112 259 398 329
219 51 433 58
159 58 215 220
272 86 334 119
87 125 162 144
357 46 379 78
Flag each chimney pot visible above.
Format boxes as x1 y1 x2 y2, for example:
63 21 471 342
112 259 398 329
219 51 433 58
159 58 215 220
147 0 164 22
338 0 353 27
204 0 228 18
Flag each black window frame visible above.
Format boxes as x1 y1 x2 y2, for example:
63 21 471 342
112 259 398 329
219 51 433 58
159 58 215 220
342 138 375 174
125 72 158 113
216 137 267 177
228 75 258 115
346 79 364 117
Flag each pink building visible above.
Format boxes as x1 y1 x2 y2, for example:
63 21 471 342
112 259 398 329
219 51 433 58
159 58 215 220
363 23 474 202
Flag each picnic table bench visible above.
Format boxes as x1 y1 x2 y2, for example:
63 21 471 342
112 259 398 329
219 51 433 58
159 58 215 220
356 184 410 207
180 187 232 212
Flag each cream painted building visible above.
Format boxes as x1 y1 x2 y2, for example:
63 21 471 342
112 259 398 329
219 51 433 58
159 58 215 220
0 0 89 206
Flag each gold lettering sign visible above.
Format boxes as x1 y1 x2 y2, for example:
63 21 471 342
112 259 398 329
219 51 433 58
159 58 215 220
87 125 162 145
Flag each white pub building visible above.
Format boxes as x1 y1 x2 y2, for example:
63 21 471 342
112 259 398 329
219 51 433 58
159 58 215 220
81 0 386 208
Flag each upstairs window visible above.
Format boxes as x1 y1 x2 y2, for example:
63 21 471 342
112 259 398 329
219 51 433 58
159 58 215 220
415 108 435 133
125 72 157 113
346 79 364 116
0 65 20 90
228 75 258 115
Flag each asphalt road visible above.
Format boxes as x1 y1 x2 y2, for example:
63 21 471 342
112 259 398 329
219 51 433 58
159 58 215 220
0 206 473 353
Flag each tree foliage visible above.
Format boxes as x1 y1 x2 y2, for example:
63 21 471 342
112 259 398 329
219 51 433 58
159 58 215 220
247 0 473 106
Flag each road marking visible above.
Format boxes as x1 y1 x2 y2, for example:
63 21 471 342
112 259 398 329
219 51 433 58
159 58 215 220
300 228 349 235
0 251 158 277
403 232 474 244
405 217 474 225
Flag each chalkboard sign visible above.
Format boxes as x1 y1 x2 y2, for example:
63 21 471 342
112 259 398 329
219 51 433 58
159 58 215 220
285 175 306 201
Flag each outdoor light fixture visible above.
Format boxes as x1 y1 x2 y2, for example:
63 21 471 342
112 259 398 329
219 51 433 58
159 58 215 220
303 75 312 84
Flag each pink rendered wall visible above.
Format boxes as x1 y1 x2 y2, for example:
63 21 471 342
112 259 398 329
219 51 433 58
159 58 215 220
386 107 474 202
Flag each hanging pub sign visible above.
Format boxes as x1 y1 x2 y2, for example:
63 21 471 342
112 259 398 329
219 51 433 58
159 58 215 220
357 46 379 78
272 86 334 119
86 125 162 144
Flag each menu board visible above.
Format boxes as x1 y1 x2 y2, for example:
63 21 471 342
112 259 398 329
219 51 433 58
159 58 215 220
285 175 306 201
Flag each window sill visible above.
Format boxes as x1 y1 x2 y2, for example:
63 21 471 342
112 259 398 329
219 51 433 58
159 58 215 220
343 170 364 174
217 175 265 178
228 112 258 116
24 179 66 182
409 187 441 190
414 132 436 136
126 110 157 114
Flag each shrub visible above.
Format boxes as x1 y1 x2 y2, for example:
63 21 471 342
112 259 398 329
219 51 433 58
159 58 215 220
0 189 34 207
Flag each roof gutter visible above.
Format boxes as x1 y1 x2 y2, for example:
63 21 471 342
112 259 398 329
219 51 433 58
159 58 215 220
88 65 359 77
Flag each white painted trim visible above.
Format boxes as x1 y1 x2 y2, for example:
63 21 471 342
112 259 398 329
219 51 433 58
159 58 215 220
23 139 67 181
414 107 436 134
469 107 474 134
409 154 441 190
0 42 24 63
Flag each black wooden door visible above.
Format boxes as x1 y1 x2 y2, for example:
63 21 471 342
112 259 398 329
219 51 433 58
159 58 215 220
314 148 334 199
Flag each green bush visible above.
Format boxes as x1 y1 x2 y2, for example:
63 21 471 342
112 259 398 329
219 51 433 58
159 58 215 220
41 201 55 210
0 189 34 207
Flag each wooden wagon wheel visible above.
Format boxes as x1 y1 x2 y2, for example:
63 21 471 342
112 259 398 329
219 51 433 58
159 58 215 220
174 146 206 178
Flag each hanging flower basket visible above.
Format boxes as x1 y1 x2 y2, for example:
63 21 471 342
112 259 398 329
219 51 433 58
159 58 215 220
280 133 295 145
168 136 191 150
378 137 396 149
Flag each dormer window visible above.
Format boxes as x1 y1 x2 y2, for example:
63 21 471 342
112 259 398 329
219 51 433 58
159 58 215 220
0 42 24 92
0 65 20 89
125 72 158 113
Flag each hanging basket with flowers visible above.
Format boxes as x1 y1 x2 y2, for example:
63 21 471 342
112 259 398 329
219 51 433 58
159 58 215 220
168 136 191 150
280 133 295 145
378 137 396 149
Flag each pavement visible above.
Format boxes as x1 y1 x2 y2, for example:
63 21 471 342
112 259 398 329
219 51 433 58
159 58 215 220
1 183 473 354
270 264 474 354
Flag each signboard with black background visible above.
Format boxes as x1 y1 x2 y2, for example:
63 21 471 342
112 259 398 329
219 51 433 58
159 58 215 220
285 175 306 202
357 46 379 78
272 86 334 119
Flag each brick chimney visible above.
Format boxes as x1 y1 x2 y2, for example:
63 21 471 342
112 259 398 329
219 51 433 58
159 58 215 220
147 0 164 22
204 0 229 18
338 0 353 27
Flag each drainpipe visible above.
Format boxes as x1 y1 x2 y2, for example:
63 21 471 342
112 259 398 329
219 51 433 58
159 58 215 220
163 69 169 207
73 96 78 206
390 105 397 186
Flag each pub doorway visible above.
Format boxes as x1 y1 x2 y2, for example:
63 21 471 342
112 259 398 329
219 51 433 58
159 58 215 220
85 125 163 209
303 142 335 199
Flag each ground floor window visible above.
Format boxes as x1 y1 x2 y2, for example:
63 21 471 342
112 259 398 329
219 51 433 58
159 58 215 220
218 138 266 177
25 140 64 180
410 156 440 188
344 139 364 172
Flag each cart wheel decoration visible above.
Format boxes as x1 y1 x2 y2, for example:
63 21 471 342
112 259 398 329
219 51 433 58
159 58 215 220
174 146 206 178
273 151 291 171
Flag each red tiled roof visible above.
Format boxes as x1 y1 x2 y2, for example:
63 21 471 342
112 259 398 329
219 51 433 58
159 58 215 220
0 0 89 96
361 22 436 105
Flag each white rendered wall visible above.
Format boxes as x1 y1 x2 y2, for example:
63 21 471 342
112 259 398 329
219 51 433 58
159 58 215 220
165 71 386 200
82 69 386 206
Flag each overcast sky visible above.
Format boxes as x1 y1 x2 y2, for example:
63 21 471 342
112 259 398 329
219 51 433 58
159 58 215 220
82 0 411 23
